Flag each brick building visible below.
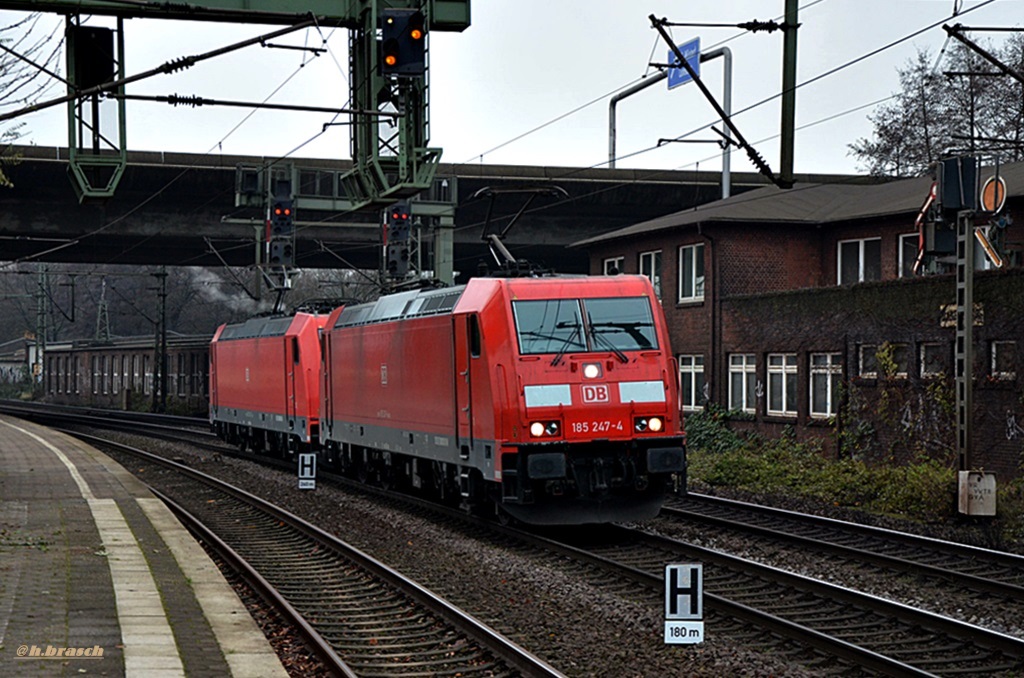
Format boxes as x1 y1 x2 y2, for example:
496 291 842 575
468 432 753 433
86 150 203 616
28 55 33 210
573 162 1024 479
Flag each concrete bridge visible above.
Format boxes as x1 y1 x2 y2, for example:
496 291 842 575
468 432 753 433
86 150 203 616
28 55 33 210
1 144 794 275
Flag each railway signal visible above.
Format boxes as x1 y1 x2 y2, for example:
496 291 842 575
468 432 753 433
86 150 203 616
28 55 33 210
270 200 294 236
268 199 295 268
385 200 411 278
380 9 426 76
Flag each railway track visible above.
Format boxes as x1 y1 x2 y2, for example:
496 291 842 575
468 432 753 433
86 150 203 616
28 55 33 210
14 402 1024 675
663 493 1024 600
73 431 564 678
524 522 1024 676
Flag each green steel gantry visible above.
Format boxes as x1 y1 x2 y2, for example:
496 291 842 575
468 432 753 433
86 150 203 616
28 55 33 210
0 0 469 203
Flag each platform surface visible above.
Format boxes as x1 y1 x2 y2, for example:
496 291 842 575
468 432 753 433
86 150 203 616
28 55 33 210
0 415 288 677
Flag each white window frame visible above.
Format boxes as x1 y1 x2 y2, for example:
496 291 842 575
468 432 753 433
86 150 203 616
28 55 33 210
858 344 878 378
677 243 705 303
810 352 842 418
920 342 947 378
992 341 1016 380
603 256 624 275
639 250 662 299
728 353 757 413
837 237 881 285
767 353 797 417
678 354 706 412
889 343 909 379
898 232 918 278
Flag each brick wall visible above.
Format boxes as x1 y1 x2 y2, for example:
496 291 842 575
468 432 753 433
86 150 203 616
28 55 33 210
720 269 1024 479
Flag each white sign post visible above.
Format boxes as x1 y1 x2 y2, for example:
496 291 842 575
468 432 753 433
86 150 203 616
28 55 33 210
664 564 704 644
298 453 317 490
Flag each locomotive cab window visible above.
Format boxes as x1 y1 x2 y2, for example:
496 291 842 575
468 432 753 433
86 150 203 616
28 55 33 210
513 297 658 355
513 299 586 355
469 315 481 358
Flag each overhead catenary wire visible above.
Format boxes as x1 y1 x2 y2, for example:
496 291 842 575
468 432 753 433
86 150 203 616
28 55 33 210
0 0 1008 275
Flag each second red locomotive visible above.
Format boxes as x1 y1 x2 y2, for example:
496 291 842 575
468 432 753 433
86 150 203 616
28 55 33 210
209 312 327 454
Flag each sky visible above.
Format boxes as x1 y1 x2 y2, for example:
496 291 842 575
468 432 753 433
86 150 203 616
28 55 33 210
1 0 1021 179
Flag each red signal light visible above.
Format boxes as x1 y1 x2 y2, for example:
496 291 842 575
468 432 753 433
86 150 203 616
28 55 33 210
410 28 423 40
384 54 397 67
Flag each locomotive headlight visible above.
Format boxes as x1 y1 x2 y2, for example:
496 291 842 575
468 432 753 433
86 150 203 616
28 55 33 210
634 416 664 433
529 420 561 438
582 363 602 379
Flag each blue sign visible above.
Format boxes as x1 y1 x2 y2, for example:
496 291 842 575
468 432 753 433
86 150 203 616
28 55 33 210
668 38 701 90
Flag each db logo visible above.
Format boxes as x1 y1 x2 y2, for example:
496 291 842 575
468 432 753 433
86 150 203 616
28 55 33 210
582 384 609 403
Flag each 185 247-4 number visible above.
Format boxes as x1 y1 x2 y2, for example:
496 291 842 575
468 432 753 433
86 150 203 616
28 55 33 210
571 420 624 434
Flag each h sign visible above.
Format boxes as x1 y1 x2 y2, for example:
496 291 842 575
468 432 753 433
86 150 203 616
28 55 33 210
298 453 317 490
664 563 704 644
665 564 703 619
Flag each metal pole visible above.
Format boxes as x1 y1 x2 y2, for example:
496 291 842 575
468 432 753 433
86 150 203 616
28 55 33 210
955 211 974 472
609 72 667 168
608 47 733 198
779 0 799 187
710 47 733 198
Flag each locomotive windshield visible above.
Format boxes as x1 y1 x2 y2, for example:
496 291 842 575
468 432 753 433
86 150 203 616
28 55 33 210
513 297 658 355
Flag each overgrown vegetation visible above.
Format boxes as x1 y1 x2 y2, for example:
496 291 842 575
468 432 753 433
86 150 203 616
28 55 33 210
685 405 1024 547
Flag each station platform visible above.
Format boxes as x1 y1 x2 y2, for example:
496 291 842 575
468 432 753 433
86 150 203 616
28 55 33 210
0 414 288 677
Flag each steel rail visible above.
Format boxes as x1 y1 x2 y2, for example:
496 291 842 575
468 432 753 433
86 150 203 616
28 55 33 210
666 493 1024 598
71 430 566 678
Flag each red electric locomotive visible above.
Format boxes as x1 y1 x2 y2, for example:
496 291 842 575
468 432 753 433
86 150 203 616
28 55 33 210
320 275 685 524
209 312 328 454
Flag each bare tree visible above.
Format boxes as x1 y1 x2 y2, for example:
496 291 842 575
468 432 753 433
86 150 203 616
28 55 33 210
1 14 63 186
850 34 1024 177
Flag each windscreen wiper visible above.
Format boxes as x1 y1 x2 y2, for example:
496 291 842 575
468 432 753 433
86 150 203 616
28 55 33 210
588 322 628 363
551 324 582 367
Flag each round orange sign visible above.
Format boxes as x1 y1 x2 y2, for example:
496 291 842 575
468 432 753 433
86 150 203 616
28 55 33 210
980 175 1007 213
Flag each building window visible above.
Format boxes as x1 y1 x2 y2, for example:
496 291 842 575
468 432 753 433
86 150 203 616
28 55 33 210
884 343 909 379
838 237 881 285
921 342 947 378
678 355 706 412
678 243 705 302
177 354 187 396
858 344 878 378
899 233 918 278
992 341 1016 380
810 353 842 418
603 257 624 275
639 250 662 299
729 353 757 413
767 353 797 416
